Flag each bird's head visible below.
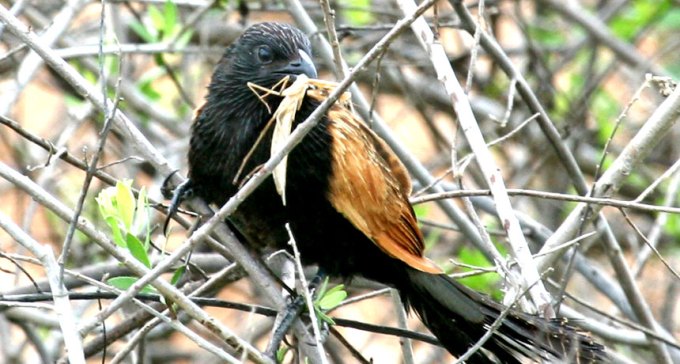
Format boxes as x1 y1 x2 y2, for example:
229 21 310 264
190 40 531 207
210 23 317 96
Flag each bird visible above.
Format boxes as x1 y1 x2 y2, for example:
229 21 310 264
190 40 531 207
173 22 606 363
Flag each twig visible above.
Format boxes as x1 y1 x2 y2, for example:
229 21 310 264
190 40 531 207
635 157 680 203
0 250 43 294
106 264 241 363
447 4 637 298
633 165 680 276
52 43 223 58
453 269 552 363
553 283 680 349
619 209 680 281
415 112 539 196
0 4 172 173
89 288 239 364
538 0 664 75
390 289 414 364
20 5 183 131
0 0 87 116
464 0 484 92
1 289 444 350
0 8 280 362
327 326 372 364
58 1 123 281
592 75 651 185
2 253 235 296
398 0 552 315
411 188 680 215
0 212 85 364
317 0 350 80
536 84 680 364
0 162 273 364
286 224 328 363
328 288 391 311
449 0 588 194
536 87 680 265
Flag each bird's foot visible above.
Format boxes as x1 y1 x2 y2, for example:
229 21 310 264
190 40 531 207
264 272 325 360
162 176 194 235
264 294 305 360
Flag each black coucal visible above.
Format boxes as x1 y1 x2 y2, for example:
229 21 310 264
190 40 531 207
173 22 606 363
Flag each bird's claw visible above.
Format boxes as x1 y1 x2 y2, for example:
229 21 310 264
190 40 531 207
264 272 326 359
162 177 194 236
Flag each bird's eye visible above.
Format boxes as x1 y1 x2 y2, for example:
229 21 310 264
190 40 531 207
256 45 274 64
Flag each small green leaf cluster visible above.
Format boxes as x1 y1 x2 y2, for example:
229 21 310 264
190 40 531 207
129 0 195 119
129 1 192 45
313 278 347 326
456 246 503 301
96 180 184 294
341 0 374 26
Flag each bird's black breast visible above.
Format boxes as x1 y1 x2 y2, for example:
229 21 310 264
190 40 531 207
187 96 289 249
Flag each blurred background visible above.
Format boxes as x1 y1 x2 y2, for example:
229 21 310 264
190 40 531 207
1 0 679 362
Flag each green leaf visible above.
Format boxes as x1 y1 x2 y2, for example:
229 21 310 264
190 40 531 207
137 68 166 101
176 30 194 48
96 187 117 220
103 55 120 81
126 233 151 268
107 276 138 290
341 0 374 26
97 185 126 247
314 277 330 303
140 284 157 295
528 24 567 47
108 276 157 294
163 0 178 38
171 266 186 285
276 346 289 362
659 7 680 29
148 5 165 37
457 247 502 300
625 172 649 190
134 186 148 225
129 21 156 43
311 278 345 325
592 91 620 146
105 216 126 247
133 186 150 247
664 213 680 238
116 180 135 231
139 79 161 101
317 284 347 310
609 0 669 41
412 204 428 219
314 308 335 325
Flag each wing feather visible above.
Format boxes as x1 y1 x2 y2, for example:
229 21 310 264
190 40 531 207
325 106 441 274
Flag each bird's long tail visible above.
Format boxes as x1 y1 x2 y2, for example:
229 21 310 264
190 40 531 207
398 268 606 363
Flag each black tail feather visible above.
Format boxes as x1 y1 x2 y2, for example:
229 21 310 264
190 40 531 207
399 269 607 363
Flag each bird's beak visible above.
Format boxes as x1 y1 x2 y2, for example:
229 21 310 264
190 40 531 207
278 49 317 79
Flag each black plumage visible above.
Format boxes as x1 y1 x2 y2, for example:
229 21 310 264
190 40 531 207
179 22 606 363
